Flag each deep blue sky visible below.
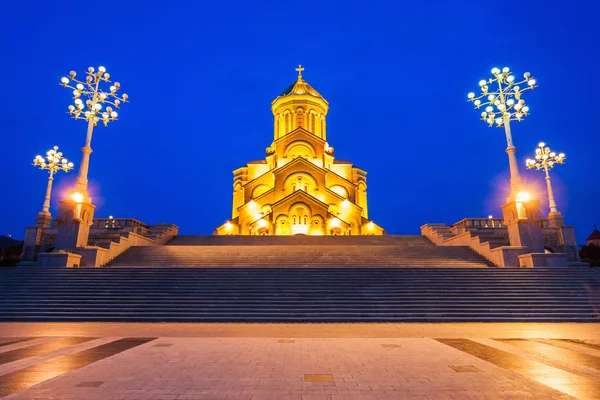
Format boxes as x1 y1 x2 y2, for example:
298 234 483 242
1 1 598 241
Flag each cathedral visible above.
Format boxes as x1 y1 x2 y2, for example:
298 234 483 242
214 66 385 236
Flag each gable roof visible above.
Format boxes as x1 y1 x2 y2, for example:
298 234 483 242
587 229 600 242
274 156 326 179
274 157 358 189
274 127 326 146
270 189 329 213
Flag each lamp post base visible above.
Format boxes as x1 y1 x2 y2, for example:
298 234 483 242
20 211 53 262
54 197 95 251
501 199 544 253
35 211 52 228
547 211 564 228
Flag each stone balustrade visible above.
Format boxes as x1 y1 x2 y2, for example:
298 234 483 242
451 218 504 235
90 218 151 235
422 215 580 267
22 216 179 267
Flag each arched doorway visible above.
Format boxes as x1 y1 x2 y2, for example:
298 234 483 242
330 227 342 236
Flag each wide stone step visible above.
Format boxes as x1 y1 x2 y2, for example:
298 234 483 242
0 313 597 323
166 235 435 246
2 267 598 322
107 236 495 268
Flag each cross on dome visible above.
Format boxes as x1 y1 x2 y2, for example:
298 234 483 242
275 65 326 101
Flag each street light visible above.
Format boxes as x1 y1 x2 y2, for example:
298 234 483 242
467 67 538 200
59 66 128 197
33 146 74 215
526 142 566 214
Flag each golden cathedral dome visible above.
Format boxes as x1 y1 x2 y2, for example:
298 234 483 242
275 65 327 102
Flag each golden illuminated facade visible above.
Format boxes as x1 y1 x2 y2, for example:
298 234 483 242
215 66 385 236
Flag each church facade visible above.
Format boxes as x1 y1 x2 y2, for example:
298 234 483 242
214 67 385 236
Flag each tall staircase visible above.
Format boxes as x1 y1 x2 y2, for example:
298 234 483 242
107 235 493 268
5 236 597 322
0 267 598 322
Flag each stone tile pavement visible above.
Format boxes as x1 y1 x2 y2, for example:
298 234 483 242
0 324 599 399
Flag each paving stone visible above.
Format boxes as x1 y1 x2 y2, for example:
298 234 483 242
75 381 104 387
448 365 481 372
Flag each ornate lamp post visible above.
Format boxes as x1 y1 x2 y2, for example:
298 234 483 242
52 66 128 254
526 142 566 215
20 147 74 262
33 146 74 218
467 67 538 200
59 66 128 198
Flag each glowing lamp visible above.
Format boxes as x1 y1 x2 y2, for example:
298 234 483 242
515 191 531 202
72 192 84 203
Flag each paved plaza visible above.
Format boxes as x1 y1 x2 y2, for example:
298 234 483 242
0 323 599 399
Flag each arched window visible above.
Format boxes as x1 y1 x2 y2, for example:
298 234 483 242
303 216 307 225
292 183 296 191
304 184 308 192
285 113 290 132
311 114 315 132
293 216 297 224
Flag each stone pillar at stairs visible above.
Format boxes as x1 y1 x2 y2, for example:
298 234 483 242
547 212 580 263
501 198 544 254
19 212 53 263
54 195 95 251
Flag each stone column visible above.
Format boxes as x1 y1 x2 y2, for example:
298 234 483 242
20 178 55 262
547 212 580 263
54 196 95 251
20 225 46 262
501 198 544 253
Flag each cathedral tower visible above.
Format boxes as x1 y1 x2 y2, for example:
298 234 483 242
272 65 328 140
215 66 385 236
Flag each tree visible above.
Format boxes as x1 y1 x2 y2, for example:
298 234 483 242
579 244 600 267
